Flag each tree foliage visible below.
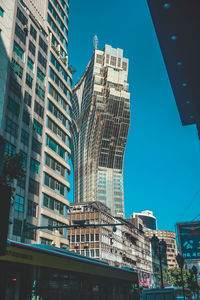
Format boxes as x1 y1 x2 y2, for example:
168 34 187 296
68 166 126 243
1 152 25 190
160 267 198 291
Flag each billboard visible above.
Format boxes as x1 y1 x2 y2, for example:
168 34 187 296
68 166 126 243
177 222 200 260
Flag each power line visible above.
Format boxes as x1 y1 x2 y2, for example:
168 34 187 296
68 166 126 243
176 189 200 222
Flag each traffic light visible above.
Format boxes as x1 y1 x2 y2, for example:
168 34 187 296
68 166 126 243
0 184 12 255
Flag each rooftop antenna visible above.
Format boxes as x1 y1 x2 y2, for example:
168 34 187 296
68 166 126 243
93 35 98 50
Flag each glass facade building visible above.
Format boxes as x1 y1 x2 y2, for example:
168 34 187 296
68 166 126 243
71 45 130 217
0 0 72 247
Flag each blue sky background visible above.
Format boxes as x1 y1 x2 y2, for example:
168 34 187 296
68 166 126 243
67 0 200 231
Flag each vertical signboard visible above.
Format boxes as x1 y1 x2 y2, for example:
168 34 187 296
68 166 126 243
177 222 200 260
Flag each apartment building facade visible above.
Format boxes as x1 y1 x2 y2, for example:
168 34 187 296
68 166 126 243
70 45 130 217
68 202 155 287
0 0 72 247
145 229 178 268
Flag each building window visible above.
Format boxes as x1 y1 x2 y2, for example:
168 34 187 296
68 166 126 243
17 175 26 189
29 178 39 195
27 57 34 71
30 158 40 174
5 117 18 137
40 237 52 245
13 41 24 60
21 129 29 145
37 68 45 83
96 54 103 64
9 77 21 96
122 61 127 71
15 23 26 44
17 8 27 25
25 224 36 240
28 200 37 217
0 7 4 17
26 73 33 88
20 151 27 167
29 40 35 56
15 195 24 212
22 110 30 125
35 83 45 101
5 141 16 155
33 119 43 136
11 58 23 78
30 24 37 40
38 51 47 69
7 98 20 116
32 137 41 154
39 36 48 54
34 100 44 118
24 91 32 107
13 219 22 236
43 193 64 215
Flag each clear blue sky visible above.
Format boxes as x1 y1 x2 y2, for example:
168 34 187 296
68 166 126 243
67 0 200 231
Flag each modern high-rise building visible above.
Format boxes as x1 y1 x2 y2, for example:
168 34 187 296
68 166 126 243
131 210 157 230
0 0 72 247
71 45 130 217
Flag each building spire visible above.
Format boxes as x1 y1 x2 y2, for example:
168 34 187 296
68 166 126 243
93 35 98 50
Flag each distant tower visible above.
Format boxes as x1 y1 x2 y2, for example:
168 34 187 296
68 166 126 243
131 211 157 230
70 45 130 217
93 35 98 49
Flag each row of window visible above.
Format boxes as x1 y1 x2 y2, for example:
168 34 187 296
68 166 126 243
48 1 66 33
47 14 67 50
47 117 67 143
45 153 66 177
69 234 99 243
50 0 66 23
43 193 65 215
49 67 68 95
15 23 26 44
46 135 67 160
44 172 66 196
74 249 100 258
50 52 71 85
48 100 69 129
48 83 70 111
42 214 65 235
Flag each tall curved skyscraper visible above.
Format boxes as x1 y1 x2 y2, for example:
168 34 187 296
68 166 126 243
71 45 130 217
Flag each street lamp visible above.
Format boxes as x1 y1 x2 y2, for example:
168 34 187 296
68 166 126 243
176 254 185 300
191 265 199 300
151 234 167 289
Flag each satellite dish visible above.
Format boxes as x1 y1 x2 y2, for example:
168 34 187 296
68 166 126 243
93 35 98 49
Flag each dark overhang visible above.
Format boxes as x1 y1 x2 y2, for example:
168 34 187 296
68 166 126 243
147 0 200 127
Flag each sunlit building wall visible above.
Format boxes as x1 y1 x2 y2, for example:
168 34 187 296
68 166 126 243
71 45 130 217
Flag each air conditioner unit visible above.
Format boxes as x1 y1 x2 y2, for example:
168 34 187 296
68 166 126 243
23 25 28 35
56 44 61 53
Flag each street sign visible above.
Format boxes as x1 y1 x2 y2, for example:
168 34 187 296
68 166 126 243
177 222 200 260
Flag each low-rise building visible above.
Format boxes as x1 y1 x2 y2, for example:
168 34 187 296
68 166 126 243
68 202 155 287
